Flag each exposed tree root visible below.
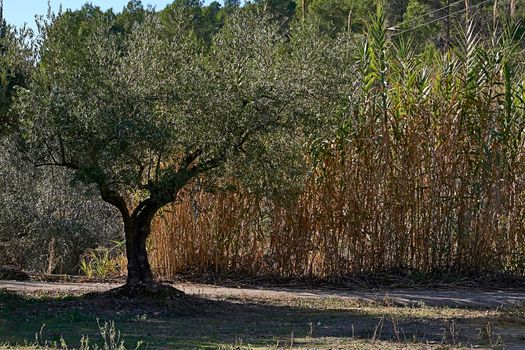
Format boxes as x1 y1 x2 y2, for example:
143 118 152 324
108 282 185 299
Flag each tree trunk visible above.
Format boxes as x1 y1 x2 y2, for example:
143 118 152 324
124 204 157 287
107 196 185 297
100 182 190 293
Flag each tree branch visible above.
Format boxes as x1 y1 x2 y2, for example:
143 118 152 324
100 185 130 222
182 148 203 170
33 160 80 170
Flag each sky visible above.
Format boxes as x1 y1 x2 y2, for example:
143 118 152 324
3 0 219 31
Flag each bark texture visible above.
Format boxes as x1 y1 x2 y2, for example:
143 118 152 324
124 204 157 286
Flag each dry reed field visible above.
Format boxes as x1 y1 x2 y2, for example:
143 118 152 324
150 16 525 282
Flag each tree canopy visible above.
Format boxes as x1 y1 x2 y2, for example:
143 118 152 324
13 6 344 287
0 21 31 134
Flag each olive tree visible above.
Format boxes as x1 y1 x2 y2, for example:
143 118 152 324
15 10 318 290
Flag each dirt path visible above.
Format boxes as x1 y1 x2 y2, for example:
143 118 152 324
1 280 524 308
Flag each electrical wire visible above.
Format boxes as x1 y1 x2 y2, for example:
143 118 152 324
390 0 465 30
390 0 494 37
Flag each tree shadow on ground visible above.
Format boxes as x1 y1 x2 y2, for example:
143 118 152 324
0 289 515 349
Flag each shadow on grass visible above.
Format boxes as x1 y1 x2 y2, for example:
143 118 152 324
0 288 508 349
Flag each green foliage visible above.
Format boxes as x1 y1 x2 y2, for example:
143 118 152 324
224 0 241 8
0 24 32 134
252 0 297 21
395 0 440 49
79 241 125 278
386 0 410 25
13 8 328 283
306 0 372 35
160 0 223 46
113 0 149 34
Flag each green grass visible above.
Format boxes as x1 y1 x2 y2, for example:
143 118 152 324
0 289 522 349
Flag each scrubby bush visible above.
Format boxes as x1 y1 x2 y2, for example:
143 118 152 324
0 140 121 274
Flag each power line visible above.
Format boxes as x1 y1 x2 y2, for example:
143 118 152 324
390 0 494 37
390 0 464 30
